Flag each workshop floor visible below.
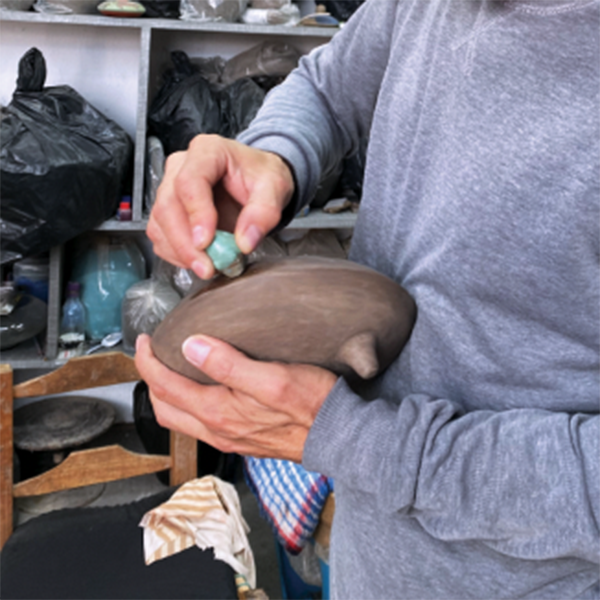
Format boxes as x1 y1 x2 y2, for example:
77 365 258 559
15 424 283 600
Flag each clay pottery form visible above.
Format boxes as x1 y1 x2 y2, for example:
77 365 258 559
151 256 416 384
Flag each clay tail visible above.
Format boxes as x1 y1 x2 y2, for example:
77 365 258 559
336 332 379 379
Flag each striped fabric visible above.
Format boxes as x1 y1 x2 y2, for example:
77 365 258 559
243 457 333 555
139 476 256 588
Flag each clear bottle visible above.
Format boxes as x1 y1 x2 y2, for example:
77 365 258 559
59 281 86 356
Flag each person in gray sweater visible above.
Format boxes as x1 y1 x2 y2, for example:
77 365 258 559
135 0 599 597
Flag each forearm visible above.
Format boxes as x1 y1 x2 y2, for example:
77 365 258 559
304 378 600 564
237 0 398 217
236 73 342 224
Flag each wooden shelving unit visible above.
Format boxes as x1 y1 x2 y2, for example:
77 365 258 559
0 8 356 369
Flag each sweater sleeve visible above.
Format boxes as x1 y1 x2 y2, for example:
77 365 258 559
303 378 600 565
236 0 398 220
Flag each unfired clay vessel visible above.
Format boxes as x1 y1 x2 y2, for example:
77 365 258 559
151 256 416 384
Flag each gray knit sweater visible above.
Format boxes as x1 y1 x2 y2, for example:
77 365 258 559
237 1 600 598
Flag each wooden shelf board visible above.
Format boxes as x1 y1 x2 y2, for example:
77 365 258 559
0 10 338 38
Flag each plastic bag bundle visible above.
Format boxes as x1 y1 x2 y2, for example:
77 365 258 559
1 48 133 265
148 50 265 154
121 278 181 352
194 55 228 89
148 51 221 155
179 0 246 22
219 78 265 138
320 0 364 22
221 40 300 86
337 151 367 202
139 0 179 17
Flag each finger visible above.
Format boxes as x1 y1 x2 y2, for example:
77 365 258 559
145 222 216 280
174 135 224 248
149 391 210 440
149 158 215 278
134 334 218 413
182 335 287 399
148 201 215 279
145 218 187 269
136 335 236 446
139 334 322 461
148 393 278 457
235 189 285 254
234 165 294 254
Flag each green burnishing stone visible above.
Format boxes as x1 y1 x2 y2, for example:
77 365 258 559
206 231 246 277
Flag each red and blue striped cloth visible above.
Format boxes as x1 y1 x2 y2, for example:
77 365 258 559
243 456 333 555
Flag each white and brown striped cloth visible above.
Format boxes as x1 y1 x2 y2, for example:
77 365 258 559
139 476 256 588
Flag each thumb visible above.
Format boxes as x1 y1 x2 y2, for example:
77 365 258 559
182 335 272 394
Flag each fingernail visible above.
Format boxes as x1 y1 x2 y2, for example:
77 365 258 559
135 335 143 352
191 258 209 279
240 224 261 253
183 337 212 368
192 225 206 249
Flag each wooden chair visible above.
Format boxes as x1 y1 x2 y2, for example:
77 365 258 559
0 351 197 549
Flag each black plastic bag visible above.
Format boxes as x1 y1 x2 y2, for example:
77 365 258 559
337 150 367 202
147 51 222 155
139 0 179 18
320 0 365 22
1 48 133 265
219 77 265 138
148 51 266 154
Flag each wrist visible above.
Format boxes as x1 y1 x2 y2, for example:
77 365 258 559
267 151 296 210
265 151 301 233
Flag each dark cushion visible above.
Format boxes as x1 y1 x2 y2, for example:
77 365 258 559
1 488 238 599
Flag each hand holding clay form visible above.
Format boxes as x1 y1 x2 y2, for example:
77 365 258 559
145 136 294 280
151 256 416 385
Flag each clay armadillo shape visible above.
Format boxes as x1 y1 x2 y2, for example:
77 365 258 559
151 256 416 384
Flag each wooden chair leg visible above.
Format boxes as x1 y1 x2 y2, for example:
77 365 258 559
169 431 197 486
0 364 14 549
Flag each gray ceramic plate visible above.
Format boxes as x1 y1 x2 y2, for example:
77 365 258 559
0 293 47 350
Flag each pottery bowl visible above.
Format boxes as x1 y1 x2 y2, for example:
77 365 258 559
151 256 416 384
